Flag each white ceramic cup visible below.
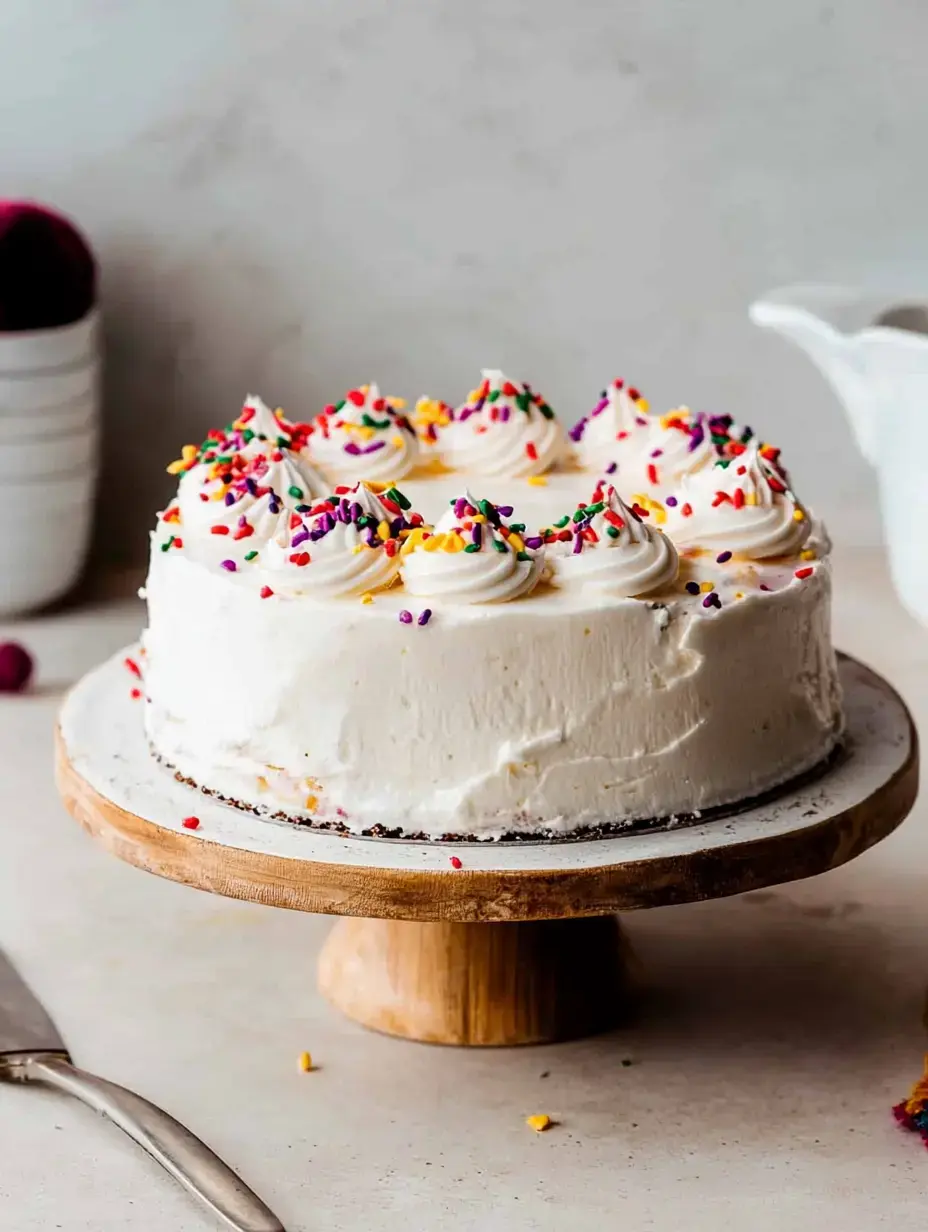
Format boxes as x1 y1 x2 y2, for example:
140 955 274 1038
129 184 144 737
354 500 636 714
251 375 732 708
0 308 99 613
0 497 93 616
0 425 97 478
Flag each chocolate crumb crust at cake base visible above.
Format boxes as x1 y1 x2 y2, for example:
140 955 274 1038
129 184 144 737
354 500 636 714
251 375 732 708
153 739 848 845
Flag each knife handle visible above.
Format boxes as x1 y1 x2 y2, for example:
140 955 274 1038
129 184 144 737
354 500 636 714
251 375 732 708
20 1054 285 1232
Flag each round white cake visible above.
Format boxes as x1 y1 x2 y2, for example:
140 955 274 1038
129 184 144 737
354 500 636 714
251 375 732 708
141 371 843 840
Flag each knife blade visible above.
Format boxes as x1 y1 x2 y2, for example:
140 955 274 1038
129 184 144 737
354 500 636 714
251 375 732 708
0 949 285 1231
0 950 68 1057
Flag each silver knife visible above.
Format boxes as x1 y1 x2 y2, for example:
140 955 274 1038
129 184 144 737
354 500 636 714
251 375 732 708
0 949 285 1232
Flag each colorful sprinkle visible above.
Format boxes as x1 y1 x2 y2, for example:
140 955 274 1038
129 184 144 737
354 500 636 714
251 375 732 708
526 1115 552 1133
418 608 432 626
182 816 200 830
449 855 463 869
685 581 700 596
716 550 732 564
298 1051 314 1073
399 610 413 624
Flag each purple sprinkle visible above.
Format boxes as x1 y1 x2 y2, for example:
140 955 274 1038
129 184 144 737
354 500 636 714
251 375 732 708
310 527 326 541
238 514 248 527
343 442 361 455
605 461 617 475
349 501 362 522
650 448 663 458
569 419 588 442
389 517 404 537
759 583 771 592
340 498 350 519
665 495 678 507
246 478 258 496
224 491 235 506
323 512 336 532
702 594 715 609
591 398 608 418
459 407 474 422
685 581 700 595
716 550 732 564
454 497 467 519
335 506 349 523
524 535 544 550
221 559 237 572
399 609 413 624
365 529 379 547
363 440 386 454
572 533 584 555
498 505 513 518
418 608 432 626
500 405 510 422
291 529 310 547
688 424 705 453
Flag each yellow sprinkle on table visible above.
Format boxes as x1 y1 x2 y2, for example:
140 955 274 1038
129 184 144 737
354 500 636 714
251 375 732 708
700 581 715 593
360 592 374 605
298 1051 313 1072
526 1114 552 1132
527 475 548 487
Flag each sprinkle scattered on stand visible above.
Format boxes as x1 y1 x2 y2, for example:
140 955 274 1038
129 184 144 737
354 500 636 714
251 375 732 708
182 816 200 830
526 1114 553 1133
130 687 142 701
298 1051 314 1073
449 855 463 869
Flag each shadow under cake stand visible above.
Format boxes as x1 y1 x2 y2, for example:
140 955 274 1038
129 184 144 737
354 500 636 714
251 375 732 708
55 652 917 1046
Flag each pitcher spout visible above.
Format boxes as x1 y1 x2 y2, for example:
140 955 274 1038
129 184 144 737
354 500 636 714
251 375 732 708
750 285 879 465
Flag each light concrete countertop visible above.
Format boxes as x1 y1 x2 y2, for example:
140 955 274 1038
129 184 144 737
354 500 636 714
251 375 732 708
1 548 927 1231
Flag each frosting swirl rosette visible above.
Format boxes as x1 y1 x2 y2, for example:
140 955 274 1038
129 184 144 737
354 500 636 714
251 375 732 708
261 482 417 597
641 407 722 489
569 379 652 480
168 396 327 548
400 491 544 604
667 441 810 559
436 370 565 477
304 384 419 482
545 484 679 598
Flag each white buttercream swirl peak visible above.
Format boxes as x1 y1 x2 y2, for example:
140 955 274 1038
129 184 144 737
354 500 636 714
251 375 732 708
304 384 419 482
436 370 565 477
400 490 544 603
545 483 679 598
667 441 810 559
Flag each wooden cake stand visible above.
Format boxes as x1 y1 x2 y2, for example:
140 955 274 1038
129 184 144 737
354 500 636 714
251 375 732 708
56 652 917 1047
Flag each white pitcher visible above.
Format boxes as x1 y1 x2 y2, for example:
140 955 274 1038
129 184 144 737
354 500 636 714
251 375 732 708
750 285 928 625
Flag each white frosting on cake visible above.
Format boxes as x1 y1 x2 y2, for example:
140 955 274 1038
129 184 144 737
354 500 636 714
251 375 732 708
303 384 419 482
143 386 843 840
436 370 565 477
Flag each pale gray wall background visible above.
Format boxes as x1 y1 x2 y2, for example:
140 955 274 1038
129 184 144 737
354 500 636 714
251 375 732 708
2 0 926 562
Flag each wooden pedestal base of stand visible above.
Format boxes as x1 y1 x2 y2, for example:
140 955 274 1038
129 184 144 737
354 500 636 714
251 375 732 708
317 916 629 1045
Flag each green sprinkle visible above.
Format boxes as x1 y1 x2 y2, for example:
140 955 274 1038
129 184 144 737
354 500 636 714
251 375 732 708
585 502 605 516
160 536 174 553
537 402 555 420
572 509 586 523
492 539 508 553
515 392 531 412
216 455 233 465
516 551 531 561
386 487 411 510
288 485 303 499
334 399 346 412
276 435 289 447
606 526 621 539
487 389 500 402
245 550 258 561
478 498 494 521
510 522 526 533
554 516 570 529
362 413 391 429
241 429 255 443
464 543 481 554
